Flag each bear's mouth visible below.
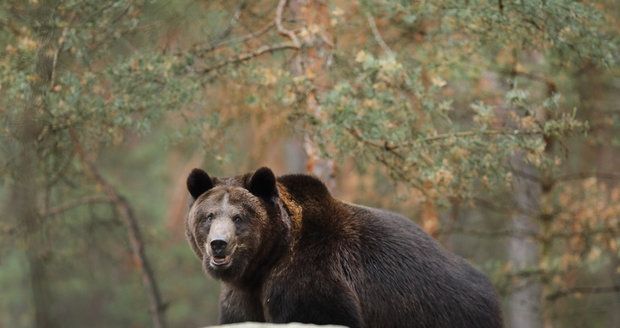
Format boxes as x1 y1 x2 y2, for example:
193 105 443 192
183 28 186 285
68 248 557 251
210 255 232 268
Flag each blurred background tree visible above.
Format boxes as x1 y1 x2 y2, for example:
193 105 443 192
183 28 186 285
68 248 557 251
0 1 618 327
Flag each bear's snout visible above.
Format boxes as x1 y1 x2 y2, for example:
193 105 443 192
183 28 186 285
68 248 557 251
210 239 228 257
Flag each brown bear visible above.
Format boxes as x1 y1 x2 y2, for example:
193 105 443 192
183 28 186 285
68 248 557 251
185 167 503 328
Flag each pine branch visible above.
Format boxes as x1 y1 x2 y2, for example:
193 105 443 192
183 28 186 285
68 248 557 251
200 43 298 73
417 129 543 144
346 127 544 151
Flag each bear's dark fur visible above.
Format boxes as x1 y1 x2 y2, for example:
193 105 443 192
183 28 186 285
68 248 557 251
185 167 503 328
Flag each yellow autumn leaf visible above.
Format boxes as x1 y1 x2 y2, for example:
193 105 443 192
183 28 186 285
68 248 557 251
431 75 447 88
355 50 368 63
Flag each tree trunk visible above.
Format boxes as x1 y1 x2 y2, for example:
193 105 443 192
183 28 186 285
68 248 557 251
284 0 336 188
507 56 559 328
8 4 59 326
10 111 57 328
508 157 542 328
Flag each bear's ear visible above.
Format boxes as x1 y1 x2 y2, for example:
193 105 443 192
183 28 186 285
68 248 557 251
187 168 214 199
248 167 278 201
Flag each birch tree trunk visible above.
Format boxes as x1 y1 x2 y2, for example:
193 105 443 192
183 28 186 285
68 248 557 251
507 59 558 328
508 157 542 328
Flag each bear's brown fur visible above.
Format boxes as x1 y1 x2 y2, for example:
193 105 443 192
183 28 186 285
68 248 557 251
186 167 502 328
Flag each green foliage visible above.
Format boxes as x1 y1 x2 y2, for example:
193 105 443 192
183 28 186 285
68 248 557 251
0 1 207 327
0 1 203 186
0 0 618 327
310 51 587 199
364 0 618 69
299 0 617 201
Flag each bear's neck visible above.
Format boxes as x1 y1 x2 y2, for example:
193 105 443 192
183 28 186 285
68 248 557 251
236 197 293 291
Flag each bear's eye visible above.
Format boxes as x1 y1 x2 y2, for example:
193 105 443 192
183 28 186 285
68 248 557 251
205 213 214 222
232 214 242 223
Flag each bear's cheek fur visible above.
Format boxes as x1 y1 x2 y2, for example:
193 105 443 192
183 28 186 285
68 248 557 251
192 222 209 255
237 220 263 250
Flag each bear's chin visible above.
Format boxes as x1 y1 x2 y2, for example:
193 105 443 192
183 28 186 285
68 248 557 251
203 255 244 281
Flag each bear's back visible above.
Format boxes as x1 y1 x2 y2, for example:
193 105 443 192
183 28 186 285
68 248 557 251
276 174 502 327
347 205 502 328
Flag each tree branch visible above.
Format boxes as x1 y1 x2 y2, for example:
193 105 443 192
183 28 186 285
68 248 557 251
192 22 275 57
49 26 70 90
509 67 557 94
556 172 620 182
547 228 619 240
418 129 543 144
346 126 543 151
366 12 394 58
69 130 167 328
44 195 112 217
218 0 247 41
193 0 248 55
546 285 620 301
200 42 298 73
345 127 393 149
438 227 539 239
275 0 300 48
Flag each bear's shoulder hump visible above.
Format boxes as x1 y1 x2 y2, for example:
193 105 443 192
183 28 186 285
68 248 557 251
277 174 331 201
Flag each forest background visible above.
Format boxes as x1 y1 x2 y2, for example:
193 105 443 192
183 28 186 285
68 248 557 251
0 1 619 327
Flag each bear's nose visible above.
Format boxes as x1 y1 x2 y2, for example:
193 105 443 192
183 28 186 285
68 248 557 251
210 239 228 256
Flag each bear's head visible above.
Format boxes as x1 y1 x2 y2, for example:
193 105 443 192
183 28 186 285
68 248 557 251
185 167 289 284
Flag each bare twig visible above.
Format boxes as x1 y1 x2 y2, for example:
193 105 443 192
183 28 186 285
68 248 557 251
366 12 394 58
275 0 300 48
345 127 398 151
228 21 275 45
49 26 69 90
70 130 167 328
418 129 542 143
556 171 620 182
45 152 75 187
346 127 435 166
200 42 298 73
44 195 112 217
546 285 620 301
193 22 276 56
224 0 246 36
200 0 247 52
343 127 426 191
510 67 557 93
438 227 539 239
507 268 549 279
547 228 619 240
373 151 426 192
